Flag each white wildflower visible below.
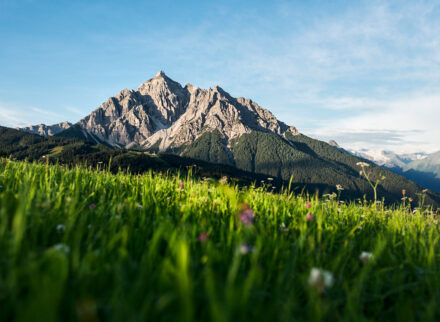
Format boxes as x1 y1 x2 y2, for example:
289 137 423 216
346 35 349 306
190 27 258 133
359 251 374 265
56 224 66 233
356 162 370 167
53 243 70 254
239 244 254 255
336 184 344 191
308 268 334 293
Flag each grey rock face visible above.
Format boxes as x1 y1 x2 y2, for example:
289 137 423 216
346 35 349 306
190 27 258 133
76 71 300 150
19 121 72 136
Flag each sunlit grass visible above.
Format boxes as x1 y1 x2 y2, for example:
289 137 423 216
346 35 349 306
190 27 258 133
0 159 439 321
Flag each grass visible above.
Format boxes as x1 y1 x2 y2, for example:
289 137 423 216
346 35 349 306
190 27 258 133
0 159 439 322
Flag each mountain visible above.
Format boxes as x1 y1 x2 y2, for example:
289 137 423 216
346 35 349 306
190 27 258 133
401 151 440 193
344 147 427 170
14 71 436 206
405 151 440 176
330 142 440 193
18 121 72 136
72 71 298 151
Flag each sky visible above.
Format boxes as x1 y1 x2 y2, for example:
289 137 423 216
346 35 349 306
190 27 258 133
1 0 440 153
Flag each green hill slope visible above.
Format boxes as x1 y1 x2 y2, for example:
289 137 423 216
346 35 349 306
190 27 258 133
181 129 440 206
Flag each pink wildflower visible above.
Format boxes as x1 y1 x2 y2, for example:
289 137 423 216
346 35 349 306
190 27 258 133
198 233 209 243
306 203 312 209
89 203 96 210
1 161 6 167
179 182 184 188
239 208 255 226
306 213 314 221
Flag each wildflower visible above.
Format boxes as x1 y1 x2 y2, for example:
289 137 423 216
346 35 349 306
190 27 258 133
179 182 184 188
308 268 334 293
359 251 374 265
219 176 228 184
422 189 428 193
267 177 274 181
336 184 344 191
239 208 255 226
402 189 406 196
305 203 312 209
56 224 66 233
53 243 70 254
198 233 209 243
306 213 314 221
356 162 370 167
408 197 413 203
137 204 143 210
239 244 254 255
280 222 289 232
1 161 6 167
89 203 96 209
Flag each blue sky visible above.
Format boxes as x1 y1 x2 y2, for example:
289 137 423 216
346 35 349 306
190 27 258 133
1 0 440 153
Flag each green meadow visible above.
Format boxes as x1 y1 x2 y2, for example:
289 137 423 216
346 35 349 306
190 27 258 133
0 159 439 321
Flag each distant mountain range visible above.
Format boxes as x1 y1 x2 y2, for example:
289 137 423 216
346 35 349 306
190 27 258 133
19 121 72 136
330 141 440 193
9 71 439 206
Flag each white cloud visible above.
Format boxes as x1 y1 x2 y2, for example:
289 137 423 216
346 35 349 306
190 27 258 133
307 93 440 153
0 102 64 128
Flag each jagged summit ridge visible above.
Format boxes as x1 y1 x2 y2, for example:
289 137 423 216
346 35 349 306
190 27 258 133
19 121 72 136
74 71 299 150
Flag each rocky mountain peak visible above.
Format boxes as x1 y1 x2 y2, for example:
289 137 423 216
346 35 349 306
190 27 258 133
155 70 166 78
71 72 300 150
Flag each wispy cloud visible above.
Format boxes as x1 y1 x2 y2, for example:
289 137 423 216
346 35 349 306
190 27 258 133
0 102 64 128
307 93 440 153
